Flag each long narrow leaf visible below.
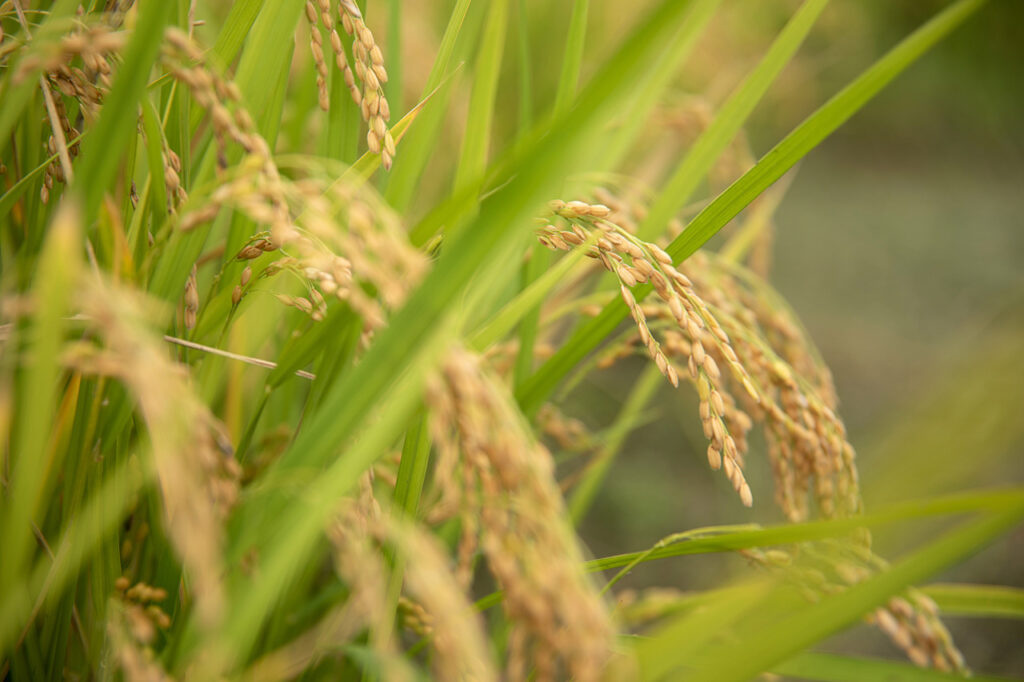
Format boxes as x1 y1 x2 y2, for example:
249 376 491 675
773 652 1014 682
75 1 172 219
922 583 1024 620
637 0 829 240
679 502 1024 681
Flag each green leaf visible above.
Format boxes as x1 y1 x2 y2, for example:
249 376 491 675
189 0 267 131
553 0 589 116
922 583 1024 620
637 0 830 240
232 0 305 138
75 0 172 220
394 413 432 519
772 652 1014 682
0 131 84 222
0 454 147 654
569 365 664 525
470 243 592 350
666 502 1024 682
386 0 404 119
665 0 988 264
211 0 267 66
585 488 1024 574
0 200 82 647
343 79 450 181
596 0 720 173
384 0 475 210
515 0 534 131
451 0 508 206
140 97 169 227
634 579 780 681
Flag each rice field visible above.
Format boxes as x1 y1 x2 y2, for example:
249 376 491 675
1 1 1021 680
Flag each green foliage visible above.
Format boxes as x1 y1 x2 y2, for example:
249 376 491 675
0 1 1017 680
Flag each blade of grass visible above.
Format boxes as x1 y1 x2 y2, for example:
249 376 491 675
211 0 266 66
394 412 432 520
516 0 533 131
470 241 593 350
637 0 829 241
0 200 81 629
382 412 432 670
385 0 403 119
0 132 85 222
233 0 304 138
140 97 169 228
772 652 1014 682
596 0 720 173
602 524 761 595
680 501 1024 682
385 0 474 211
553 0 588 116
634 578 782 681
512 245 550 389
324 34 362 164
74 0 172 220
510 0 543 389
667 0 988 262
921 583 1024 619
569 364 664 524
342 78 450 181
516 0 989 416
513 0 588 388
189 0 268 131
460 488 1024 618
584 488 1024 574
0 454 147 654
450 0 507 217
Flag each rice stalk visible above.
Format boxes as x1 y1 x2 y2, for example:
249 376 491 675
66 274 239 630
425 347 616 682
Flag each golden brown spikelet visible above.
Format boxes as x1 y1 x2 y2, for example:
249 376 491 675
372 519 500 682
425 347 616 682
539 199 758 506
537 186 965 674
676 250 859 521
742 544 967 674
540 190 860 520
241 173 425 331
67 276 239 630
337 0 396 169
13 23 124 86
5 16 122 203
298 0 396 167
182 264 199 330
108 601 178 682
537 403 595 453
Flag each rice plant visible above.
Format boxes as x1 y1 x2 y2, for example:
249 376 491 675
1 0 1021 680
